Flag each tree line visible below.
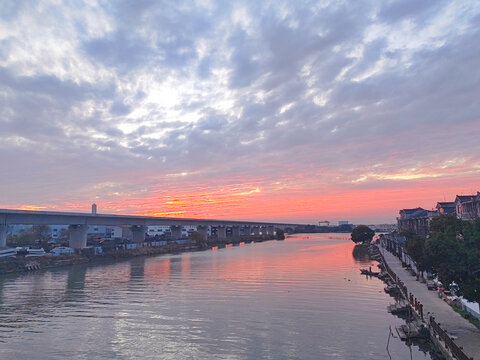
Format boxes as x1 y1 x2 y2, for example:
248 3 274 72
403 214 480 302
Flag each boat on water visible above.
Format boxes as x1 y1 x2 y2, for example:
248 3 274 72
0 248 17 258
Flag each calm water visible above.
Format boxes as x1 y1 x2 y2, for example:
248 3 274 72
0 234 432 360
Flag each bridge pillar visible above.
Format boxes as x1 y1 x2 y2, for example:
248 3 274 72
231 226 240 238
0 225 7 248
170 225 183 239
242 226 251 237
196 225 208 241
266 225 275 236
217 226 227 239
68 224 88 249
252 226 260 236
131 225 147 243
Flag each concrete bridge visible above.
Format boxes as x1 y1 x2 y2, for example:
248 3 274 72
0 209 301 249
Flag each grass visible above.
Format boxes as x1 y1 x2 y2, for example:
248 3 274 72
451 305 480 329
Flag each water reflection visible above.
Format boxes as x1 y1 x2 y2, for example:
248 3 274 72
0 234 432 360
352 244 370 263
66 265 87 292
129 257 146 280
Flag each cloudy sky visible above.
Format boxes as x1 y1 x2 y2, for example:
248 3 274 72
1 0 479 224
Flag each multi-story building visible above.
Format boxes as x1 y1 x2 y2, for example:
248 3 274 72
397 208 437 236
436 202 456 215
455 193 480 220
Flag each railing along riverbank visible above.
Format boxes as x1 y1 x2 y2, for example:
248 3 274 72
377 243 474 360
429 316 473 360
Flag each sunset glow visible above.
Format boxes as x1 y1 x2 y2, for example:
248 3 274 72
1 1 479 224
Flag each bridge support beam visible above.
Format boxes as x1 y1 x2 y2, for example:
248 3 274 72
231 226 240 238
217 226 227 239
252 226 260 236
0 225 7 248
170 225 183 239
242 226 251 237
196 225 208 241
131 225 147 243
68 224 88 249
266 225 275 237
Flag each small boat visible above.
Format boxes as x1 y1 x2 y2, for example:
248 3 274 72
396 322 424 340
360 269 380 276
384 284 400 294
387 300 410 314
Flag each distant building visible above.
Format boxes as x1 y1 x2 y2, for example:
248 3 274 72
397 208 437 236
146 225 209 238
436 202 456 215
338 221 349 226
455 194 480 220
372 224 397 232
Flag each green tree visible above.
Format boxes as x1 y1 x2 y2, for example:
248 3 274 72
351 225 375 244
425 215 480 302
189 231 207 244
429 214 461 235
405 234 431 274
32 225 51 243
11 231 36 246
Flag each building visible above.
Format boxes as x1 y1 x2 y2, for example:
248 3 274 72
397 208 437 236
436 202 456 215
455 193 480 220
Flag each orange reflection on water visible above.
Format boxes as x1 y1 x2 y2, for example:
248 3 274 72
181 255 191 274
218 237 357 287
143 257 171 283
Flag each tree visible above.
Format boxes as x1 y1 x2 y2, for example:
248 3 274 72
189 231 207 244
405 234 431 274
351 225 375 244
9 231 36 246
425 215 480 302
32 225 51 246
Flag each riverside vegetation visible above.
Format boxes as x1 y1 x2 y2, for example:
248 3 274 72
402 214 480 303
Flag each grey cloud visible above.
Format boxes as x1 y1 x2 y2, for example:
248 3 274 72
110 101 131 116
83 31 154 72
1 0 480 218
0 0 23 21
378 0 449 23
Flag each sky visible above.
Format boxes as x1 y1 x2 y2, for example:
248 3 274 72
0 0 479 225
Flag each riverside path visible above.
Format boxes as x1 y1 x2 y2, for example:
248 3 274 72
380 247 480 359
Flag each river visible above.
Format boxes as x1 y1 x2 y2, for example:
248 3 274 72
0 233 432 359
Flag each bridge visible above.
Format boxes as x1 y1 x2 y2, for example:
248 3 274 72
0 208 302 249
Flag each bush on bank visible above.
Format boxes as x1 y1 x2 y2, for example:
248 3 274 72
403 215 480 302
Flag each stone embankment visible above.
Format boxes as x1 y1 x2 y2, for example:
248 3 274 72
376 243 480 360
0 236 276 276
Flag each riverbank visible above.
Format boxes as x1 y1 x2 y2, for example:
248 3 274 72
377 242 480 360
0 236 277 276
